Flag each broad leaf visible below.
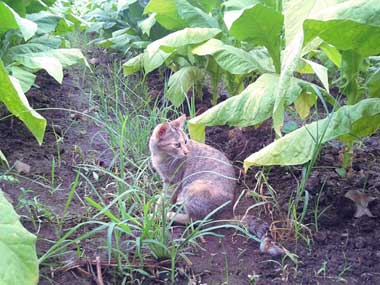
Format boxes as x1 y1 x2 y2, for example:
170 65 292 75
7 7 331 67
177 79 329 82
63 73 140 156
25 56 63 83
320 42 341 67
303 0 380 57
26 11 62 34
0 60 46 144
12 49 88 84
166 66 204 106
192 38 274 74
294 91 317 119
5 43 53 61
190 0 222 12
188 73 302 142
367 68 380 98
244 98 380 170
143 27 221 73
123 53 144 75
9 66 36 93
138 13 156 36
176 0 219 28
144 0 186 30
0 2 37 41
226 3 283 73
303 59 329 91
0 190 38 285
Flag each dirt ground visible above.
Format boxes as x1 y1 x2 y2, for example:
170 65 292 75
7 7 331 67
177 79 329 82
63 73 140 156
1 58 380 284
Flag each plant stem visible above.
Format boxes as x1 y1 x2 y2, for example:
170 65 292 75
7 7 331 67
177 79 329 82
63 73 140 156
342 141 354 169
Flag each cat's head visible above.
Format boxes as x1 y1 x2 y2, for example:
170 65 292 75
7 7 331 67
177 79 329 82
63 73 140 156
149 115 190 158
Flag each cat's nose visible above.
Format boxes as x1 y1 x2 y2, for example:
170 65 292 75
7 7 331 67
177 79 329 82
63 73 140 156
183 146 189 155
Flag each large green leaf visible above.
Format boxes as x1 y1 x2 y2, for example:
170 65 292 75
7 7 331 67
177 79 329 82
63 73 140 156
226 3 283 73
5 43 53 61
138 13 156 36
166 66 204 106
190 0 222 12
0 60 46 144
143 27 221 73
302 59 329 91
26 11 62 34
244 98 380 170
192 38 274 74
0 189 38 285
303 0 380 56
188 73 302 142
144 0 186 30
176 0 219 28
0 2 37 41
367 68 380 98
9 66 36 93
123 53 144 75
13 49 89 82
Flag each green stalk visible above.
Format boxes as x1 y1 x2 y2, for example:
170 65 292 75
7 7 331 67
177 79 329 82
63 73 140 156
342 141 354 169
340 51 364 169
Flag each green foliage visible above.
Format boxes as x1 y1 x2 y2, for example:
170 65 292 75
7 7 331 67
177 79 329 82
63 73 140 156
192 39 275 75
225 2 283 72
188 73 302 142
244 98 380 169
0 190 39 285
144 0 186 30
88 0 380 170
166 66 204 106
0 0 88 150
0 60 46 144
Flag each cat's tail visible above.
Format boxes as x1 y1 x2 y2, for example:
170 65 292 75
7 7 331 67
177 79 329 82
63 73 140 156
231 215 285 257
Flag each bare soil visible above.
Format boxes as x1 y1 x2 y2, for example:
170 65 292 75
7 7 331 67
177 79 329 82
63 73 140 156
1 57 380 284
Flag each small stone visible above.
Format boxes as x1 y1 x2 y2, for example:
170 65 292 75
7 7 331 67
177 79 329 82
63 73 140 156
354 237 366 249
314 231 327 243
89 57 99 65
14 160 31 174
375 251 380 258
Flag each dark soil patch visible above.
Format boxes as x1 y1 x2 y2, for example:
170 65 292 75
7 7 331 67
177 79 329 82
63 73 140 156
0 70 111 284
187 124 380 284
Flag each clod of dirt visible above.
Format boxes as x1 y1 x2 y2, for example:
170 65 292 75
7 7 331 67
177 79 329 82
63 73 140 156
14 160 31 174
354 236 366 249
89 57 99 65
344 190 377 218
259 237 285 257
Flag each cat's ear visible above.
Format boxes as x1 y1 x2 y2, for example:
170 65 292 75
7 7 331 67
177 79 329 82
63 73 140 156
171 114 186 129
156 123 168 139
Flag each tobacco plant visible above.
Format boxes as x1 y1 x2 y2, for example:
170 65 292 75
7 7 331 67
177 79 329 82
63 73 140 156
123 0 281 106
0 0 88 162
187 0 380 171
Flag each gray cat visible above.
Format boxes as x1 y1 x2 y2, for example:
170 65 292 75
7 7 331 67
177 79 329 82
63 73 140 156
149 114 235 224
149 115 284 256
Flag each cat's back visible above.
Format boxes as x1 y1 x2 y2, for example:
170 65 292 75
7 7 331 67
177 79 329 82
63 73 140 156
182 140 236 189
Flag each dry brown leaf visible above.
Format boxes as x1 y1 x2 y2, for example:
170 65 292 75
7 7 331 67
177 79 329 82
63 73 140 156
345 190 376 218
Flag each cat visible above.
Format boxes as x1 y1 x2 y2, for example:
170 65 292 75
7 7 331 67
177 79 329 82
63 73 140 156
149 115 284 256
149 114 235 224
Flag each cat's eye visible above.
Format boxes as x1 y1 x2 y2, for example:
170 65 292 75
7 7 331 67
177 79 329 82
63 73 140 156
175 143 181 148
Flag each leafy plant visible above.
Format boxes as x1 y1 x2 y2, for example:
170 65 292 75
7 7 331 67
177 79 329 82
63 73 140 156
0 190 39 285
123 0 283 106
83 0 162 53
0 0 88 156
188 0 380 171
